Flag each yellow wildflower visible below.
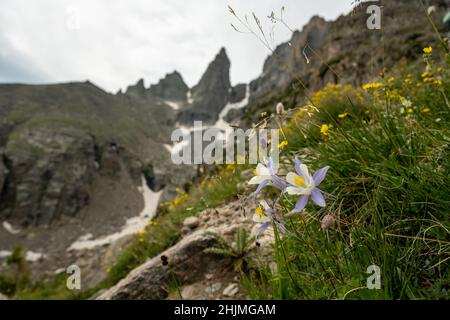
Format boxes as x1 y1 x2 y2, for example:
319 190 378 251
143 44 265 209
362 82 383 90
434 79 442 86
278 140 288 149
320 124 330 136
423 47 432 54
388 77 395 83
138 229 146 236
338 113 348 119
407 108 414 113
422 107 430 113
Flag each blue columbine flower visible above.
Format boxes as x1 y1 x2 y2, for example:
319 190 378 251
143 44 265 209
248 157 286 198
285 158 330 215
252 200 285 237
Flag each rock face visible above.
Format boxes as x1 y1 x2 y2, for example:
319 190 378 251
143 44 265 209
148 71 189 101
178 48 232 124
0 156 7 203
229 84 247 104
2 127 97 225
97 230 222 300
249 16 329 104
0 82 173 226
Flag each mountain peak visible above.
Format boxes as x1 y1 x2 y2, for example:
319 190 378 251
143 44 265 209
217 47 228 58
177 47 231 124
125 78 146 98
148 71 188 101
192 47 230 95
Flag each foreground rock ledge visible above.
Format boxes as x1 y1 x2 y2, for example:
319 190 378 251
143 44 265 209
97 230 226 300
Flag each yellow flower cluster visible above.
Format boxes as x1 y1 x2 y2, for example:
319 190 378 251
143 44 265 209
385 88 401 100
362 82 383 90
404 74 413 85
421 70 443 86
312 84 353 104
278 140 288 149
159 188 189 211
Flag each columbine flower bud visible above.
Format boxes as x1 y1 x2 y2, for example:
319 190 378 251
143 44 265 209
321 214 336 231
276 102 285 115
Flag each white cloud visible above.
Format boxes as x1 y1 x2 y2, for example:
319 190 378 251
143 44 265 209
0 0 348 93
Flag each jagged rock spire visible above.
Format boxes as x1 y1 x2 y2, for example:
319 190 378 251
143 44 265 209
176 47 231 124
148 71 188 101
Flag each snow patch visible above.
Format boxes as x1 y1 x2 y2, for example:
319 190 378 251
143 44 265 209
2 221 21 235
26 251 46 262
187 90 194 104
165 100 181 110
168 85 249 157
214 85 249 131
0 250 46 262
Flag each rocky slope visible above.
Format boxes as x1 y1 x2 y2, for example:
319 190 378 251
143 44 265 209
98 193 272 300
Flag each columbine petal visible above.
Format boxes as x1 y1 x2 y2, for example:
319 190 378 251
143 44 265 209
265 156 279 175
286 172 299 186
313 166 330 186
311 188 326 207
248 175 268 185
294 157 302 176
271 174 287 190
253 179 269 198
256 163 271 176
285 186 303 195
299 163 310 179
255 221 271 237
253 213 269 223
294 195 309 212
260 200 270 210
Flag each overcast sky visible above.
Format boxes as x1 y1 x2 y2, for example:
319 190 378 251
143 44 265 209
0 0 349 93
